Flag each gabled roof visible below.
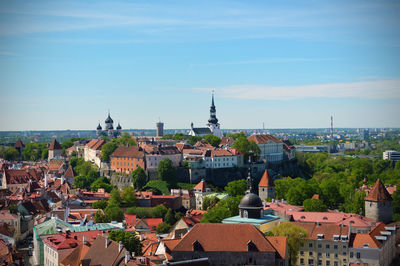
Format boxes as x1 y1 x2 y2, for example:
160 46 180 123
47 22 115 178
350 222 388 249
111 146 144 158
81 235 125 266
60 243 91 266
266 236 287 259
248 134 282 144
85 139 105 150
292 222 349 241
258 170 274 187
364 179 392 202
64 165 77 178
172 224 278 253
193 180 211 192
49 139 62 150
192 128 212 135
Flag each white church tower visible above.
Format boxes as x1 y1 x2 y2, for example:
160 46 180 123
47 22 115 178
207 92 221 137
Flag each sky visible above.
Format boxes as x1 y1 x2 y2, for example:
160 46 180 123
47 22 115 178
0 0 400 131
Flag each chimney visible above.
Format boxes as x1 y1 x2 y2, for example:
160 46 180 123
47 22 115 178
83 236 87 245
105 235 110 248
124 251 131 263
61 176 65 184
44 174 48 187
119 241 123 252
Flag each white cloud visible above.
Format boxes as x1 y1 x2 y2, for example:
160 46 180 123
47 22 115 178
194 80 400 100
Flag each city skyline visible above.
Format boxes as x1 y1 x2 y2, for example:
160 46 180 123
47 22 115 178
1 0 400 130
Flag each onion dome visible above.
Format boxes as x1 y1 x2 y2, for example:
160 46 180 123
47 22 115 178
105 114 113 124
97 123 102 130
116 123 122 130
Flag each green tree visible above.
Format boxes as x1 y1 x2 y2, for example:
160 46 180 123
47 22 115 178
41 148 48 159
117 132 137 146
90 177 113 192
105 205 124 222
131 167 147 190
2 147 19 161
164 209 175 225
200 206 231 223
392 189 400 221
92 199 108 210
204 134 221 147
217 196 242 216
303 198 327 212
109 189 122 206
224 179 247 197
156 222 172 234
272 222 308 266
94 210 110 223
320 178 343 209
202 196 220 210
158 158 177 188
109 230 143 255
232 134 261 161
9 205 18 215
188 136 203 145
101 142 118 161
122 187 137 207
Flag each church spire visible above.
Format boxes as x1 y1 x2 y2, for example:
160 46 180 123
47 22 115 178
208 91 218 125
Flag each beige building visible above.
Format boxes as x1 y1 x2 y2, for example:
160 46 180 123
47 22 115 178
48 139 63 160
193 180 212 210
294 222 350 266
83 139 105 167
248 134 284 163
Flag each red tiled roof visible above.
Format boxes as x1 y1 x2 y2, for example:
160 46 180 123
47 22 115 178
259 170 274 187
3 169 40 184
173 224 277 253
193 180 211 192
43 234 80 250
86 139 105 150
124 214 137 227
64 165 77 178
312 194 320 200
248 134 282 144
350 223 389 249
364 179 392 202
144 218 163 231
292 222 349 241
266 236 287 259
291 212 376 228
49 139 62 150
111 146 144 158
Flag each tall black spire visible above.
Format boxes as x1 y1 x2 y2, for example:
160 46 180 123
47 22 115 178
208 91 218 125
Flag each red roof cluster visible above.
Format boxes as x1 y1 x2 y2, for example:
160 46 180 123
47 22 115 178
248 134 282 144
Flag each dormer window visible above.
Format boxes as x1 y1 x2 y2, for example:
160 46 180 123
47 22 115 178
323 216 328 220
193 240 203 252
363 243 369 248
247 240 258 252
317 234 324 240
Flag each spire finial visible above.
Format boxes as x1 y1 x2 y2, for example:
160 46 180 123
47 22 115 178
211 90 215 106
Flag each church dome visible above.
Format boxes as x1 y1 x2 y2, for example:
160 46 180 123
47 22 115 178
97 123 102 130
105 114 113 124
116 123 122 130
239 193 263 209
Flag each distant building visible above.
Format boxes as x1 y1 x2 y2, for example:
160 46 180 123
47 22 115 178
144 145 182 170
96 112 122 138
248 134 283 163
258 170 275 200
383 150 400 162
156 121 164 137
189 93 222 138
193 179 212 210
364 179 393 224
48 139 63 160
14 139 24 159
83 139 105 167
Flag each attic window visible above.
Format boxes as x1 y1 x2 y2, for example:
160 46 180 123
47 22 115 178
350 221 355 224
363 243 369 248
317 234 324 240
301 216 306 219
323 217 328 220
193 240 203 252
247 240 258 252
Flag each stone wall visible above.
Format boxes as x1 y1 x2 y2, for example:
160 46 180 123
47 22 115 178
365 201 393 223
110 173 133 190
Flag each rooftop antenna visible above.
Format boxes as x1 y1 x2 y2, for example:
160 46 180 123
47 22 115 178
330 116 333 139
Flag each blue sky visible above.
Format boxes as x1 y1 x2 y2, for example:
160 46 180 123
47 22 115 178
0 0 399 130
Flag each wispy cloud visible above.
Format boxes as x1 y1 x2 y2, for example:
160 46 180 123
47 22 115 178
194 80 400 100
0 51 19 56
190 57 340 67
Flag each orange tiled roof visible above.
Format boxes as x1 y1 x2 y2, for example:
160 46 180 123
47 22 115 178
267 236 287 259
111 146 144 158
193 180 211 192
64 165 76 178
173 224 277 253
248 134 282 144
258 170 274 187
86 139 105 150
293 222 349 241
364 179 392 202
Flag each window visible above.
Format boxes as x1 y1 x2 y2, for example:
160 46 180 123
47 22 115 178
334 245 338 250
350 252 353 258
309 243 313 248
318 260 322 265
326 253 330 258
326 244 330 249
318 244 322 248
318 253 322 257
308 259 314 265
326 261 330 266
300 258 304 264
309 252 313 256
343 252 347 256
334 262 338 266
300 251 304 256
356 252 361 259
334 253 338 258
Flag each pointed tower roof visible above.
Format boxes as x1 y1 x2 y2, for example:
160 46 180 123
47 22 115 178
97 123 102 130
258 170 274 187
364 179 392 202
64 165 77 178
48 139 62 150
116 123 122 130
14 139 25 149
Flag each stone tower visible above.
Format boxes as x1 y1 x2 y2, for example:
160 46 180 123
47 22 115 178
48 139 62 160
156 121 164 137
207 92 221 137
258 169 275 201
365 179 393 224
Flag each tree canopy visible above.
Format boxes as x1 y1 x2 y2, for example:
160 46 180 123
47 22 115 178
204 134 221 147
224 179 247 197
131 167 147 190
109 230 143 255
303 198 327 212
231 133 261 161
158 158 177 188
